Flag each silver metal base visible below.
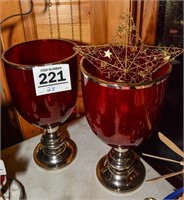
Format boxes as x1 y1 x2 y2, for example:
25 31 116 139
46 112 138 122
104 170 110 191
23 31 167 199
96 148 145 193
33 127 77 170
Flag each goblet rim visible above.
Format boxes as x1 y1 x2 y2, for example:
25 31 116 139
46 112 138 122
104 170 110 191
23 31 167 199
80 57 172 90
1 39 78 70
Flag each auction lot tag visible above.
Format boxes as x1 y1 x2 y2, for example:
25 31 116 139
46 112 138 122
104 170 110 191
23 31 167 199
33 64 71 96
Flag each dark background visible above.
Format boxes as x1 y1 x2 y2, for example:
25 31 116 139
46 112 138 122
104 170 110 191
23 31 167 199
136 0 183 188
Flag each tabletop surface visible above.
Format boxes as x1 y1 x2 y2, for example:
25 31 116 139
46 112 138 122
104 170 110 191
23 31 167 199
1 117 175 200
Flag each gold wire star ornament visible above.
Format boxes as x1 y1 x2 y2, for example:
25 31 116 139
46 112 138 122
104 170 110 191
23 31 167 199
74 12 183 84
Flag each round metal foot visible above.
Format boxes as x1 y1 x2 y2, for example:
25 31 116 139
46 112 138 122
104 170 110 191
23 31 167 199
33 127 77 170
96 148 145 193
34 138 77 170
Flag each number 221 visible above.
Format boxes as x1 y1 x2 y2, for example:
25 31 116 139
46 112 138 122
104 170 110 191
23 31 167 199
39 71 66 85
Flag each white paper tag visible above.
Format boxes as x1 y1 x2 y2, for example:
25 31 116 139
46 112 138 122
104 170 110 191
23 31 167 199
0 160 6 176
33 64 72 96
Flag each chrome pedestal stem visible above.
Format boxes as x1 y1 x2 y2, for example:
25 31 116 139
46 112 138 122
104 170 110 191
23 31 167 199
96 148 145 192
33 126 77 170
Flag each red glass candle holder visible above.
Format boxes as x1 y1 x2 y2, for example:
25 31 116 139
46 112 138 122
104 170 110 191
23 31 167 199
2 39 78 170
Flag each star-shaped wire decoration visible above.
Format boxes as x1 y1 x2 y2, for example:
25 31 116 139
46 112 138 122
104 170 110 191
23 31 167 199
74 12 183 84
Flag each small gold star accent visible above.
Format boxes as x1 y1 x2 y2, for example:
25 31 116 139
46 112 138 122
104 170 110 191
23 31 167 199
101 61 107 68
104 49 112 58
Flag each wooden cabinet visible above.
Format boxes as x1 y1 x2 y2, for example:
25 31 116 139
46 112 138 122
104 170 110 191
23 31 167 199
0 0 158 141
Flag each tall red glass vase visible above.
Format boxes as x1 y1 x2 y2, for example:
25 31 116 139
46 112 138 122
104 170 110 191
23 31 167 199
80 56 171 192
2 39 78 170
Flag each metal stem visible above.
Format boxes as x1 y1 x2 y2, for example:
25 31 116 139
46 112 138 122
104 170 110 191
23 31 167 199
33 126 77 170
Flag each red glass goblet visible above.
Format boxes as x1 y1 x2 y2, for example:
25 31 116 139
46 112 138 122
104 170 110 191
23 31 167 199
2 39 78 170
80 57 171 192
